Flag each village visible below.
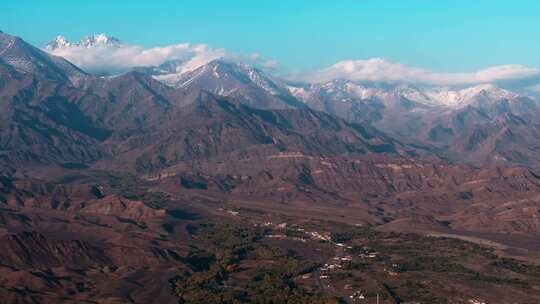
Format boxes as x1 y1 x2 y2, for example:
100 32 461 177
214 209 492 304
260 220 382 302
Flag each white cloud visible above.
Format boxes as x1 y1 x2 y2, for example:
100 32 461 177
297 58 540 85
45 38 225 75
249 53 261 61
44 35 278 75
529 83 540 92
261 59 279 69
46 36 534 87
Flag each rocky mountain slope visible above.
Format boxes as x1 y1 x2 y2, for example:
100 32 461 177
1 31 428 173
0 31 87 85
153 59 306 109
2 31 540 303
289 80 540 167
40 32 540 168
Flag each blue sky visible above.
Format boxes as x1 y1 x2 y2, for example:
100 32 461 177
2 1 540 81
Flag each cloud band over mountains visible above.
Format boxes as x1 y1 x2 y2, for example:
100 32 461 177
44 34 277 75
45 34 540 90
295 58 540 86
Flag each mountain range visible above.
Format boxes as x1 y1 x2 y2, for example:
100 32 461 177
44 33 540 168
1 29 539 228
3 30 540 303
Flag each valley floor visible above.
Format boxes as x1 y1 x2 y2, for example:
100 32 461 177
1 170 540 303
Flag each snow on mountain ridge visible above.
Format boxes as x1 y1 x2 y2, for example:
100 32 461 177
46 34 121 50
0 31 87 84
82 33 120 46
288 80 427 104
426 84 520 107
46 36 72 49
287 80 526 109
154 59 283 95
36 31 535 108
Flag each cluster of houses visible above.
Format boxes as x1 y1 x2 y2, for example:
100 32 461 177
349 291 366 301
319 254 354 274
468 300 487 304
309 230 332 242
260 222 336 244
357 247 378 259
265 233 307 242
316 244 381 302
217 208 239 216
261 223 383 303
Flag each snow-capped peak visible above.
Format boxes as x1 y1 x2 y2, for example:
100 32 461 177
287 85 309 101
46 33 121 50
152 59 287 98
459 84 515 99
426 84 519 108
80 33 121 47
287 79 527 110
45 35 72 50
